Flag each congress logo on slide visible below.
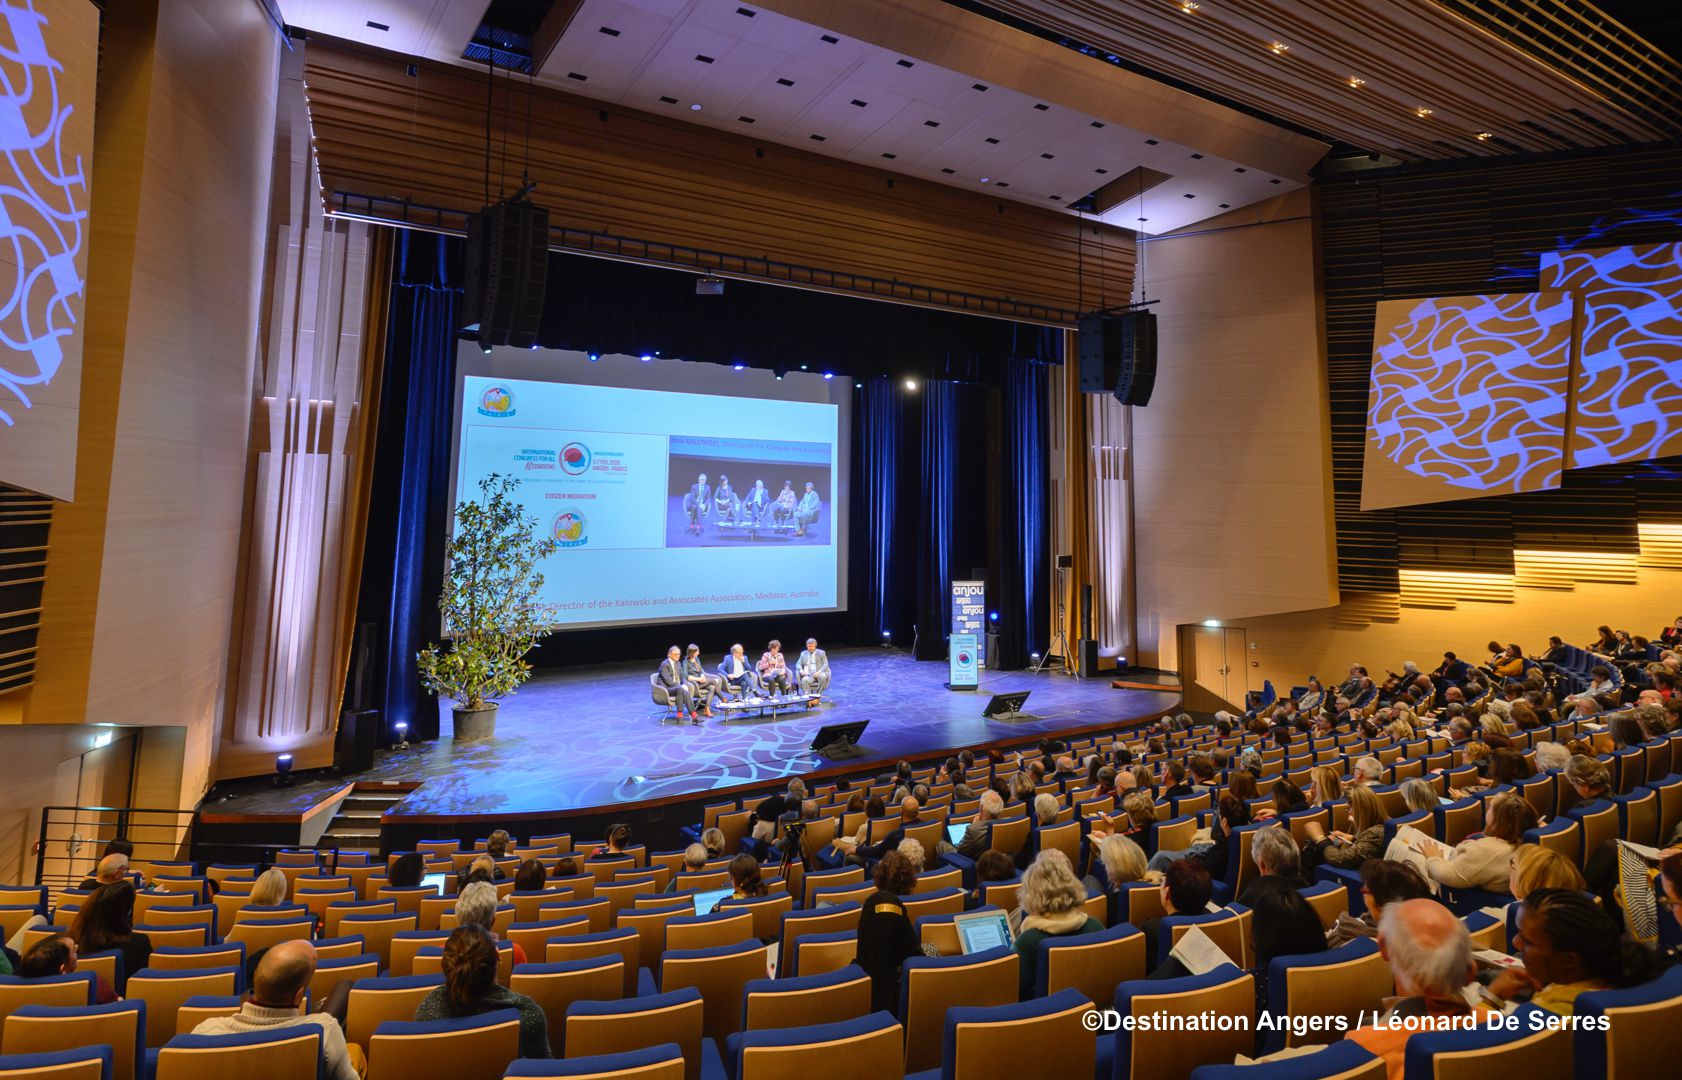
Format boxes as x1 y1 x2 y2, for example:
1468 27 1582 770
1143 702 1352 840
477 386 515 418
558 442 592 475
551 510 588 548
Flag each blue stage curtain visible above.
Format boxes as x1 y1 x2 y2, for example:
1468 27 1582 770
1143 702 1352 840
856 377 909 646
916 381 960 661
355 233 459 739
1001 360 1051 666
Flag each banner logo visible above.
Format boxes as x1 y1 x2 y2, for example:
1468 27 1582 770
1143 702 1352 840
559 442 592 475
477 386 515 417
552 510 588 548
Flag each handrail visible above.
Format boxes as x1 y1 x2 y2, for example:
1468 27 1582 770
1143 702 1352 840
35 805 198 888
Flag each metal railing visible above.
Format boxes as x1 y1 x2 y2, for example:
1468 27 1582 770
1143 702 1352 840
34 806 199 888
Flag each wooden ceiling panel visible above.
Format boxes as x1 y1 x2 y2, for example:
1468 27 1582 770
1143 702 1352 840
978 0 1682 160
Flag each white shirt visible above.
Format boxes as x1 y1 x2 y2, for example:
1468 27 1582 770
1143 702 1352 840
193 1003 357 1080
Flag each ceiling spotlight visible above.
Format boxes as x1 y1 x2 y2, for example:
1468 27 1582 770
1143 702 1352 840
1203 618 1221 627
1347 76 1364 88
822 372 834 380
1179 1 1198 11
1475 131 1493 141
799 364 808 370
1415 107 1433 118
854 381 863 388
903 379 918 391
479 340 492 355
980 176 991 183
1269 41 1289 55
689 103 702 111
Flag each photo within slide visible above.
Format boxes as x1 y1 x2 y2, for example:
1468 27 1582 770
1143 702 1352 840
666 436 832 548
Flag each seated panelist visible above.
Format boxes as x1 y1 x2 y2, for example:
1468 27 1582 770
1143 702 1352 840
684 643 722 716
713 474 739 522
719 643 763 699
797 637 831 700
794 482 821 536
759 639 794 696
771 481 797 525
656 645 698 721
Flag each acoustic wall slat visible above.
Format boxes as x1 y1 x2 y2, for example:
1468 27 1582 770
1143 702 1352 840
1318 144 1682 590
0 485 51 694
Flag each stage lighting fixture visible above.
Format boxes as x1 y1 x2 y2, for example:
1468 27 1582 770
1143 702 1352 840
479 340 493 355
773 367 787 380
394 721 410 750
988 611 999 622
1030 652 1042 662
529 343 539 350
733 363 745 371
904 379 918 391
587 352 601 362
823 372 834 380
855 381 863 388
800 364 808 370
274 753 294 787
640 354 653 362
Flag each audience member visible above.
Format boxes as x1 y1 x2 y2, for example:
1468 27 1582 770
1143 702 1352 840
855 849 923 1015
67 882 149 995
1009 852 1102 998
1508 844 1586 900
1346 900 1479 1078
76 852 131 892
1487 888 1655 1014
512 859 547 893
1302 784 1385 869
1238 827 1308 907
456 880 523 963
954 790 1003 859
1327 859 1431 948
387 852 424 889
1423 794 1537 894
17 933 116 1003
414 930 548 1061
191 940 361 1080
249 866 288 907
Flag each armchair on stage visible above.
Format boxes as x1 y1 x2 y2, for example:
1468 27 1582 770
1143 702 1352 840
650 671 688 721
716 658 765 701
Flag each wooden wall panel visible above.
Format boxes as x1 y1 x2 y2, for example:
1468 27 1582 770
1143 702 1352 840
1128 190 1337 670
301 43 1133 316
25 0 280 812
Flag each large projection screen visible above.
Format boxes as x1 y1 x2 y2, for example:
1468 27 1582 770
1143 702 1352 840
0 0 97 501
450 344 850 631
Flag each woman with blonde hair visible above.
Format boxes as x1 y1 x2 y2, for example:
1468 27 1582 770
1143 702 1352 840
1308 765 1343 805
248 866 288 908
1400 778 1438 814
1508 844 1586 899
1010 851 1102 997
1092 833 1151 895
1302 784 1385 869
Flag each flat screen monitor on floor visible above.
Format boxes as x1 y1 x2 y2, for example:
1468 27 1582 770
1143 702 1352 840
982 691 1030 720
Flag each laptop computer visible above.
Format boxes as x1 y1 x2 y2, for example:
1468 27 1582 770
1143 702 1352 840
946 822 968 846
419 872 448 896
951 909 1014 954
693 886 733 916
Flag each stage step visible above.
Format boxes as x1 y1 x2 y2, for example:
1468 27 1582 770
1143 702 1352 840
315 784 417 857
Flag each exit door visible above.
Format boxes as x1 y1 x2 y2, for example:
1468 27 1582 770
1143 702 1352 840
1189 624 1249 710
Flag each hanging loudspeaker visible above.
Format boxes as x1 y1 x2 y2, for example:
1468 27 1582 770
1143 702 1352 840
1077 312 1157 407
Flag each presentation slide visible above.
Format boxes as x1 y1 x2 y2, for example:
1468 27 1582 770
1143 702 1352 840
451 345 848 631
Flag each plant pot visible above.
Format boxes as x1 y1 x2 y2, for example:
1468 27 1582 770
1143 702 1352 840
452 703 498 741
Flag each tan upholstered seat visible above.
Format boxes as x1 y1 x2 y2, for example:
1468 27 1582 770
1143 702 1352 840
717 895 793 943
1039 924 1145 1006
366 1011 520 1080
509 955 624 1042
345 974 445 1048
785 932 857 978
735 1013 904 1080
545 929 641 998
900 948 1018 1073
2 1001 144 1080
658 940 771 1046
173 999 240 1035
1274 941 1396 1048
337 912 419 970
944 990 1096 1080
565 992 706 1080
127 968 240 1048
307 955 379 1010
742 965 871 1031
1115 967 1256 1080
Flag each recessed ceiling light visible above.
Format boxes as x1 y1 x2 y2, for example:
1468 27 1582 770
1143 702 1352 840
972 83 989 92
985 137 999 144
1475 131 1493 140
1189 153 1203 159
1090 121 1105 129
810 134 826 141
695 54 714 64
1040 152 1055 159
1033 103 1050 111
850 99 868 107
1270 42 1289 55
924 120 940 127
1179 1 1199 11
1144 138 1158 145
690 103 702 111
1348 76 1365 88
980 177 991 183
995 181 1009 188
567 72 587 81
1094 168 1108 174
1416 107 1433 118
882 152 897 159
940 168 955 174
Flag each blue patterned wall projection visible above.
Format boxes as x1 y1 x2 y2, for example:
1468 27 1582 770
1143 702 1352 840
1539 242 1682 470
1360 291 1574 511
0 0 95 501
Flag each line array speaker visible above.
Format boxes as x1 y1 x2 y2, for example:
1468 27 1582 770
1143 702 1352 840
463 200 549 349
1077 311 1158 407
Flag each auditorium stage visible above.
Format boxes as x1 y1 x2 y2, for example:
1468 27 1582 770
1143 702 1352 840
200 648 1179 849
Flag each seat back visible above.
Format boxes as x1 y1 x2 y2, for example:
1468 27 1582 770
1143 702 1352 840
324 900 397 938
145 945 245 984
799 866 862 910
777 904 861 975
1185 1041 1385 1079
389 930 452 977
0 1046 112 1080
537 898 612 934
741 965 871 1031
785 931 858 980
307 954 379 1010
1573 965 1682 1078
731 1012 903 1080
1434 798 1485 848
345 974 446 1047
1402 1003 1572 1080
338 912 419 969
565 989 706 1080
1115 965 1256 1080
155 1024 323 1080
717 894 793 943
172 995 242 1036
1570 801 1619 868
659 940 770 1046
223 917 312 956
664 911 754 954
945 989 1095 1080
508 956 623 1048
899 887 964 924
126 968 240 1048
985 817 1030 856
367 1009 520 1080
1035 922 1145 1005
1299 883 1350 931
1265 939 1395 1051
0 975 95 1030
1610 787 1659 848
3 1001 143 1080
899 947 1018 1073
1164 911 1250 970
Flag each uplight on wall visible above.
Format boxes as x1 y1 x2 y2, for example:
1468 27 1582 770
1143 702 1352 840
1203 619 1221 627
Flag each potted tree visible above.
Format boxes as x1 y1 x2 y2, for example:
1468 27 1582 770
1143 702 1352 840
417 473 557 741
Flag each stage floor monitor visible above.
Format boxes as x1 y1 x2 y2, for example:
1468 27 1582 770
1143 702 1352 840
811 720 869 760
983 691 1031 721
